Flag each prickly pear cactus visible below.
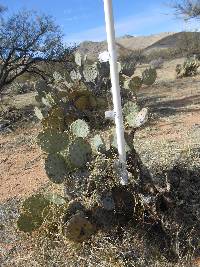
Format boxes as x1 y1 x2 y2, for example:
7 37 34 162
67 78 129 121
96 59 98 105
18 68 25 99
74 51 83 67
37 130 69 154
142 68 157 86
74 96 90 111
17 50 154 242
176 57 200 78
63 212 95 242
121 62 136 77
123 101 140 117
129 76 143 91
34 107 45 120
91 134 106 153
17 213 44 233
70 69 82 81
41 107 65 132
70 119 90 138
68 138 92 168
17 194 50 233
83 64 98 83
45 153 69 184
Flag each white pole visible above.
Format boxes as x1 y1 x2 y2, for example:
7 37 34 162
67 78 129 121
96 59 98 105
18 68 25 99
103 0 128 185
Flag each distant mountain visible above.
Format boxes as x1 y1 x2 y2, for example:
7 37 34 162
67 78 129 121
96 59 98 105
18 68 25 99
76 32 200 61
77 32 174 60
143 32 200 54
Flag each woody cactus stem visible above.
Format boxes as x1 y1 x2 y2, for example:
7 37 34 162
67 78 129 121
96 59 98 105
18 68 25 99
103 0 128 185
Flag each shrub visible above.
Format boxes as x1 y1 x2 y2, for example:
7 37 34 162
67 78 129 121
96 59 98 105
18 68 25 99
176 57 200 78
149 57 164 69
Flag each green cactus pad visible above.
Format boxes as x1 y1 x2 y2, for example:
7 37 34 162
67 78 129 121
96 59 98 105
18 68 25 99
17 213 44 233
70 119 90 138
96 97 108 109
45 193 66 205
42 107 65 132
69 138 92 168
41 92 58 107
22 194 50 218
123 101 140 117
110 132 131 152
74 52 82 67
129 76 142 91
125 112 139 128
121 62 135 77
37 130 69 154
45 153 69 184
53 71 64 82
74 96 90 111
91 134 106 153
88 95 97 109
83 64 98 83
142 68 157 86
97 61 110 77
34 107 44 120
125 107 148 128
70 69 82 81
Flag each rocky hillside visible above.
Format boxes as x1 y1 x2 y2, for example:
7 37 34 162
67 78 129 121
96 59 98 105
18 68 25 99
77 31 200 60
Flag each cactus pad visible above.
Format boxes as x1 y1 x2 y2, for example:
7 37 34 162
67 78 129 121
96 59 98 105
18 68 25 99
83 64 98 83
97 61 110 77
45 193 66 205
17 194 50 233
110 131 131 152
129 76 142 91
69 138 92 168
121 62 135 77
22 194 50 217
53 71 64 82
70 69 82 81
134 108 149 128
70 119 90 138
142 68 157 86
123 101 140 117
37 130 69 154
64 212 95 242
125 112 138 128
42 107 65 132
64 200 85 221
45 153 69 184
74 96 90 111
91 134 106 153
74 52 82 67
17 213 44 233
34 107 44 120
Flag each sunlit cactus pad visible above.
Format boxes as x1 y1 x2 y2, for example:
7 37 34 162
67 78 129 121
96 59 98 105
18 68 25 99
142 67 157 86
70 119 90 138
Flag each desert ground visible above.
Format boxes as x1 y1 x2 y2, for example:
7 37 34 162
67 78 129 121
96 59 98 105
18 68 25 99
0 57 200 266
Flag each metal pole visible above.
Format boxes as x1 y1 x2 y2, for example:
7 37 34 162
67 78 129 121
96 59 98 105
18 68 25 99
103 0 128 185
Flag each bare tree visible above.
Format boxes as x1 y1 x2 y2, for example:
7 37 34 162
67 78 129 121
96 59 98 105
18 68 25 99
172 0 200 20
0 9 65 92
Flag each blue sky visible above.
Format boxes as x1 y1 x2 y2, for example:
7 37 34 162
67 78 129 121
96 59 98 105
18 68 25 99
1 0 199 45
